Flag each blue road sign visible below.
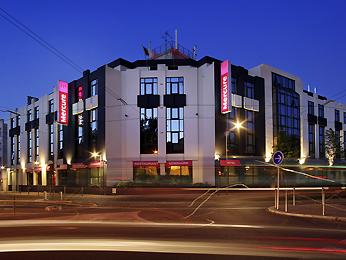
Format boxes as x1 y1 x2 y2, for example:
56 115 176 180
273 151 284 165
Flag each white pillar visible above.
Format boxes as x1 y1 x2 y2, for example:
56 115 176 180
41 166 47 186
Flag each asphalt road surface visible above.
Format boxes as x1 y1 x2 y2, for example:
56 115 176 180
0 190 345 259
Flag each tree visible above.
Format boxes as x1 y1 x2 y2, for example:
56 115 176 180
273 132 300 158
325 128 343 166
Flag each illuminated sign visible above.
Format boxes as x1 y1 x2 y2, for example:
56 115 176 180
165 161 192 167
58 80 69 125
133 161 159 167
220 159 241 167
221 60 231 114
77 86 83 100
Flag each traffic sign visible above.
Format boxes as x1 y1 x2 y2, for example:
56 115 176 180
273 151 284 165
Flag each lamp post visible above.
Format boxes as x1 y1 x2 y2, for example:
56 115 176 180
91 152 105 195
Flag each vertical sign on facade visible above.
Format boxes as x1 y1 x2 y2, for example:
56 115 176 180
221 60 231 114
58 80 69 125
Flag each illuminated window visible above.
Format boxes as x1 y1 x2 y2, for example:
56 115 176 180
308 124 315 158
319 126 325 158
245 110 255 153
140 78 158 95
90 80 98 96
166 107 184 153
27 131 32 163
10 137 15 165
77 115 83 144
35 129 39 160
27 109 32 122
58 124 63 150
90 109 97 137
48 124 54 158
48 99 54 113
34 106 39 119
166 77 184 94
17 136 20 163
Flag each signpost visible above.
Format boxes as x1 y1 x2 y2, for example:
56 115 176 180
273 151 284 209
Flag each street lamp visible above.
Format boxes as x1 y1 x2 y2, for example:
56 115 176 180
91 151 105 194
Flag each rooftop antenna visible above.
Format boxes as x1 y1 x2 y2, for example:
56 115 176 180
307 84 310 92
192 45 197 59
175 29 178 49
314 87 317 94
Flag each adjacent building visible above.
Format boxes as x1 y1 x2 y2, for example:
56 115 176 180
2 44 346 191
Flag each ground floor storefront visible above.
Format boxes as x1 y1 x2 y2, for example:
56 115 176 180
2 159 346 191
215 159 346 187
133 160 193 185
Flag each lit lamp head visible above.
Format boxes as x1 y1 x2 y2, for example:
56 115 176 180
233 121 243 130
91 151 100 159
0 166 5 170
153 150 158 155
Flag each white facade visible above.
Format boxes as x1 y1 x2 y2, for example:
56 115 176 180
105 62 217 185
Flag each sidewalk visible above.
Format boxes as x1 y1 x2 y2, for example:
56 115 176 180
268 199 346 222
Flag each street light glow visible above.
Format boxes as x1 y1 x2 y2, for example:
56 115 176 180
233 121 243 130
91 151 100 158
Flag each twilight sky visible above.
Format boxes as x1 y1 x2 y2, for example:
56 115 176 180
1 0 346 118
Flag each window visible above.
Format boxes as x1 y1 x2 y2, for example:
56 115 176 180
344 131 346 159
319 126 325 158
140 78 158 95
226 108 239 154
34 106 39 119
27 109 32 122
166 107 184 153
140 108 158 154
244 81 255 99
166 77 184 94
35 129 39 160
308 101 314 115
272 73 300 157
17 136 20 163
344 112 346 124
16 115 20 127
318 104 324 118
27 131 32 163
231 78 237 94
77 115 83 145
335 130 341 158
58 124 63 150
90 80 98 96
48 99 54 113
48 124 54 158
10 137 15 165
90 109 97 137
10 118 15 128
272 73 295 90
308 124 315 158
335 109 340 122
245 110 255 153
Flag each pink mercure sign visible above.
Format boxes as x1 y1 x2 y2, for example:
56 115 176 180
221 60 231 114
58 80 69 125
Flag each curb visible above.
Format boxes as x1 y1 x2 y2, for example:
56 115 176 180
268 206 346 223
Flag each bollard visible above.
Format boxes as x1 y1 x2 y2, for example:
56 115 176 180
60 191 63 201
285 190 288 212
274 188 277 208
322 188 325 216
293 187 296 206
44 191 48 201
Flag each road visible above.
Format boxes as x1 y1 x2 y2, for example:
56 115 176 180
0 190 345 259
